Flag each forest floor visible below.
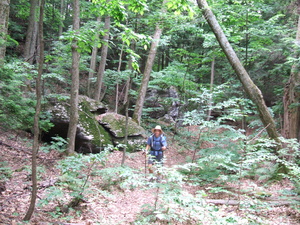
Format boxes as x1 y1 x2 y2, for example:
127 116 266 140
0 128 299 225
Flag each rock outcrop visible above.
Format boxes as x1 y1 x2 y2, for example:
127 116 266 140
144 86 180 123
96 112 146 151
44 95 145 153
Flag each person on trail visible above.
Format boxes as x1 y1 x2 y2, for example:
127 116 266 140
144 125 167 173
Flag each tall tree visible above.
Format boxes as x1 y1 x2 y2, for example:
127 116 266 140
87 17 101 97
207 57 215 121
0 0 10 64
132 0 166 124
23 0 45 221
197 0 279 140
66 0 80 155
24 0 39 64
283 0 300 140
58 0 65 37
94 15 111 101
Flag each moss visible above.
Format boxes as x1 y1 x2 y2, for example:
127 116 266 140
78 99 112 147
46 95 112 150
98 113 145 138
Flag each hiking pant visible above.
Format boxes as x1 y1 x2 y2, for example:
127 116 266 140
148 150 163 165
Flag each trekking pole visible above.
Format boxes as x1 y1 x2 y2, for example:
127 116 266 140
144 151 147 178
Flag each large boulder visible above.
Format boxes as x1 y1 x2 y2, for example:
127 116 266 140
96 112 146 151
44 95 112 153
145 86 180 123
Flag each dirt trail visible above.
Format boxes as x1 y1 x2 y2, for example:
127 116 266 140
0 129 299 224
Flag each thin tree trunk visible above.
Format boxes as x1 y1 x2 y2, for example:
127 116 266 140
23 0 44 221
94 16 111 101
123 42 136 105
115 44 124 113
24 0 39 64
207 57 215 121
160 51 164 70
132 25 162 124
87 17 101 98
66 0 80 155
58 0 65 36
283 5 300 140
121 78 132 166
197 0 279 140
0 0 10 64
132 1 167 124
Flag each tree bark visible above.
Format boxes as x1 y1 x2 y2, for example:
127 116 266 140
132 0 167 124
66 0 80 155
123 42 136 105
23 0 44 221
283 4 300 140
197 0 279 140
24 0 39 64
58 0 65 37
87 17 101 98
115 44 124 113
0 0 10 64
94 16 111 101
132 26 163 124
121 78 132 166
207 57 215 121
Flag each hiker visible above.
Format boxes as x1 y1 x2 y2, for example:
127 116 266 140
144 125 167 173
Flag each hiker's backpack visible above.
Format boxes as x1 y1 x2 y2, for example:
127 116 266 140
150 134 166 150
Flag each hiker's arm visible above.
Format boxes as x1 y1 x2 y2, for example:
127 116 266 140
145 144 150 151
143 144 150 154
144 137 151 153
161 138 167 151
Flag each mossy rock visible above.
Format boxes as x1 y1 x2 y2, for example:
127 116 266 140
44 95 112 153
96 112 146 152
77 99 112 152
96 112 145 138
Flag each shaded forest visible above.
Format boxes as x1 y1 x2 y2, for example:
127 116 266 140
0 0 300 224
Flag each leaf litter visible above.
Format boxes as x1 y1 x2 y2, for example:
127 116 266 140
0 129 299 224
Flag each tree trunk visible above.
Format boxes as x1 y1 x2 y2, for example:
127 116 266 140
66 0 80 155
23 0 44 221
0 0 10 64
94 16 111 101
58 0 65 37
115 44 124 113
132 1 167 124
283 6 300 140
197 0 279 140
87 17 101 98
24 0 39 64
121 78 132 166
123 42 136 105
207 57 215 121
132 25 163 124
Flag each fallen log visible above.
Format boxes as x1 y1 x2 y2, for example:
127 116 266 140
205 198 299 206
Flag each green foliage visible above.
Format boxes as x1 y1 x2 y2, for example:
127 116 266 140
244 137 300 193
0 161 12 181
150 61 199 95
134 164 254 224
0 60 36 129
39 150 109 215
98 166 145 191
92 0 147 20
40 136 68 153
23 164 47 182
